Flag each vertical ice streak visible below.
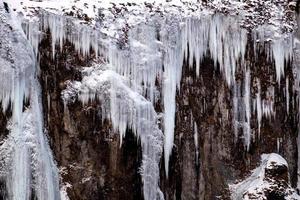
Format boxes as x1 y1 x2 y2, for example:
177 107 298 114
272 39 286 83
194 122 199 165
7 78 31 200
161 17 184 176
262 86 275 118
232 71 252 149
233 81 239 142
256 79 262 137
30 81 61 200
244 70 251 150
286 78 289 114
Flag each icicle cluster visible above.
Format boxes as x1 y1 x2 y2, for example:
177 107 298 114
184 14 247 85
62 65 164 200
106 14 248 175
58 11 294 182
108 22 163 104
20 11 104 59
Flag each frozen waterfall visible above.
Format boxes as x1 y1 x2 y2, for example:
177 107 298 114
1 0 299 199
0 3 60 200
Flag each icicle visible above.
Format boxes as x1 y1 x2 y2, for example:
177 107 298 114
271 37 293 83
30 81 61 200
186 14 247 85
6 78 32 200
232 70 252 149
161 17 184 176
22 19 41 57
272 39 285 83
262 86 275 118
18 10 249 180
244 70 251 150
276 138 282 153
256 79 262 137
233 81 240 142
286 78 289 114
194 122 199 165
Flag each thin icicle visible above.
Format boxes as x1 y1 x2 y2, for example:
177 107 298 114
256 79 262 137
262 86 275 118
161 17 184 176
286 78 289 114
233 80 240 143
272 37 293 83
244 70 251 150
194 122 199 165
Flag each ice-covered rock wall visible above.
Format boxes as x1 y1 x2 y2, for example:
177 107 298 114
1 0 300 199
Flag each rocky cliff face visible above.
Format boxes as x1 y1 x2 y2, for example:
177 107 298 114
1 0 300 200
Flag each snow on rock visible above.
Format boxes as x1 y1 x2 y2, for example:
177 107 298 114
60 182 71 200
230 153 300 200
62 64 164 200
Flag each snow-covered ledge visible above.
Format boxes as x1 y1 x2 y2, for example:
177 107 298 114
230 153 299 200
